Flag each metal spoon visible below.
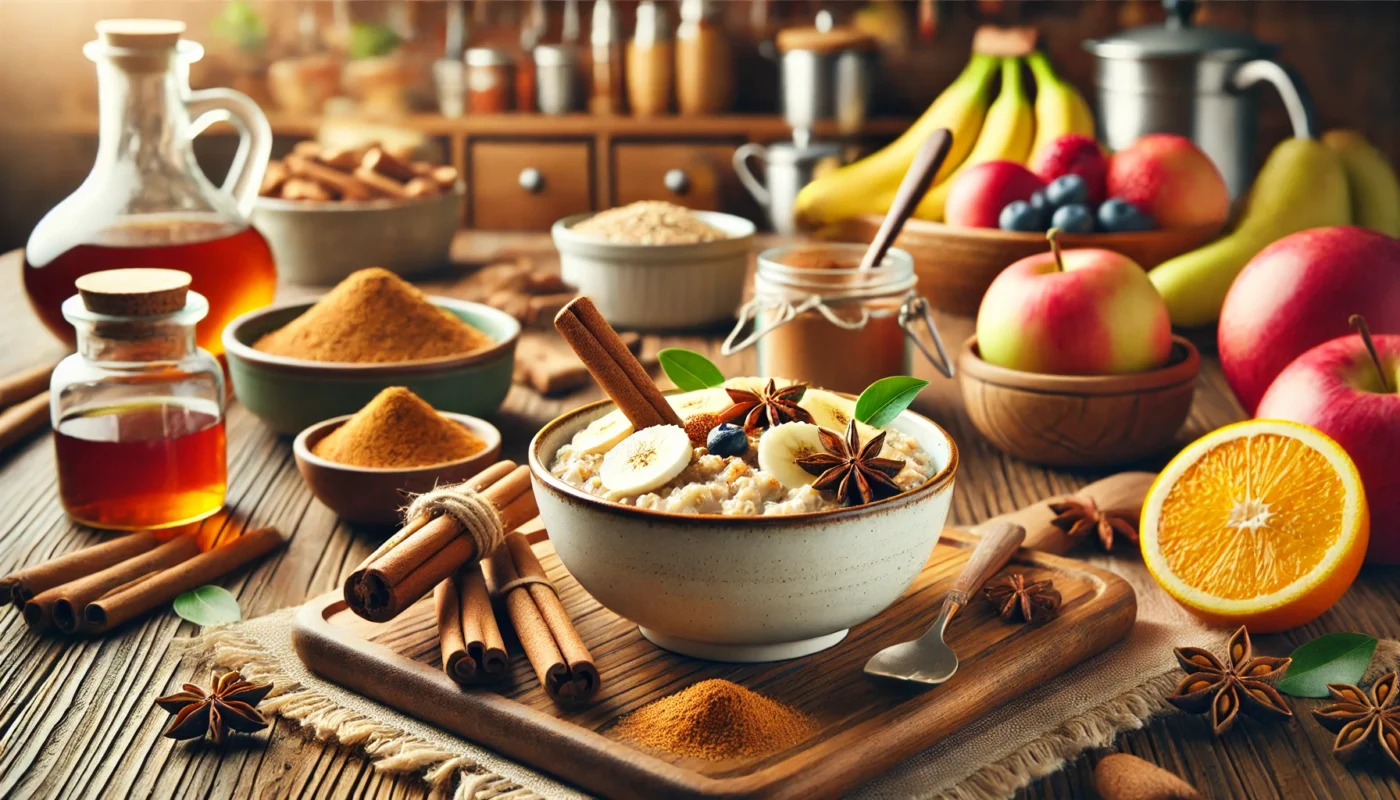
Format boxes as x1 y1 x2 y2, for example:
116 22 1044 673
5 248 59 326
864 522 1026 685
857 128 953 272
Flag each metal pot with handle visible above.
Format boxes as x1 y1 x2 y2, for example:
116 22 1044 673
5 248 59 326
733 141 841 235
1084 0 1316 199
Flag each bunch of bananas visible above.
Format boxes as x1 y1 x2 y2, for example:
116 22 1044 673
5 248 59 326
793 51 1094 227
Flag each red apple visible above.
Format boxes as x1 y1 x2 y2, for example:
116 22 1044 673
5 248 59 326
1107 134 1229 228
976 233 1173 375
1031 133 1108 204
1219 226 1400 413
944 161 1045 229
1256 326 1400 563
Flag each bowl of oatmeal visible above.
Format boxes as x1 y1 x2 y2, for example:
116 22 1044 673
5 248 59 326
528 379 958 662
551 201 755 330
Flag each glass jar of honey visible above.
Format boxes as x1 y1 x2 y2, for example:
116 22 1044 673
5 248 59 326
50 269 227 531
724 243 954 393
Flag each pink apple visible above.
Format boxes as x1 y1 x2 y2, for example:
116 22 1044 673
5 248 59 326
976 235 1173 375
1106 134 1229 228
945 161 1045 228
1256 329 1400 563
1032 134 1108 204
1219 226 1400 413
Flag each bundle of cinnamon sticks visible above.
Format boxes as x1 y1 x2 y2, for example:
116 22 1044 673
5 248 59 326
0 359 59 456
0 526 285 634
261 141 458 202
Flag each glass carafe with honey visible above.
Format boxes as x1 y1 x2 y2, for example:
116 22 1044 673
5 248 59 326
24 19 277 356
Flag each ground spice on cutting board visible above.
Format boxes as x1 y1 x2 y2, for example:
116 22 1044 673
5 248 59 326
612 679 814 761
572 201 727 245
313 387 486 468
253 267 494 363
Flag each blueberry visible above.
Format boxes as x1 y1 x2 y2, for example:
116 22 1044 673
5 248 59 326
1050 203 1095 234
706 423 748 457
1029 190 1051 218
999 200 1043 232
1096 197 1156 232
1045 174 1089 208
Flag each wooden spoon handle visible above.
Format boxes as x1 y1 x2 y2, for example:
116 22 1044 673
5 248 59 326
950 521 1024 601
858 128 953 271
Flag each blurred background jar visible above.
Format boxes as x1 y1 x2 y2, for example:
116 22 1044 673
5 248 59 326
676 0 733 115
535 45 579 115
627 0 673 116
466 47 514 113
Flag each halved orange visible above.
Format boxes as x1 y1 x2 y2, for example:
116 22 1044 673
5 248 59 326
1141 419 1369 633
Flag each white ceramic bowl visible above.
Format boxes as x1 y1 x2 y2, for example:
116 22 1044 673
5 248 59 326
550 211 756 330
252 185 465 285
528 400 958 662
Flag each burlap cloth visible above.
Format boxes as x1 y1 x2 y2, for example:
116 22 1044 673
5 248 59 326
185 554 1400 800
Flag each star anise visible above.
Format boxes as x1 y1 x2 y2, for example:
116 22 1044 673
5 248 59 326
1166 626 1292 736
155 670 272 744
794 420 905 507
1048 496 1140 553
1313 672 1400 772
983 573 1061 622
719 379 814 432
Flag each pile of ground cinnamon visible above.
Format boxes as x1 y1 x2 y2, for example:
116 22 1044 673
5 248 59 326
612 679 814 761
253 267 493 363
313 387 486 468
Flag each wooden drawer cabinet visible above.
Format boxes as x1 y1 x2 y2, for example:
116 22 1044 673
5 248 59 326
470 141 592 230
612 143 741 211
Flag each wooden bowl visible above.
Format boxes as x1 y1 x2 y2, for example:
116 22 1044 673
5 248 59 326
958 335 1200 467
820 217 1225 316
293 412 502 527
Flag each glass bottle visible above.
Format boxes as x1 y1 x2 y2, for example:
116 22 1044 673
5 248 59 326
51 269 228 531
675 0 733 115
24 19 277 357
627 0 673 117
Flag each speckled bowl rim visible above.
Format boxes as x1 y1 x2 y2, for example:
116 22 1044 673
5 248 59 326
959 335 1201 396
527 393 959 527
293 410 502 476
223 295 521 378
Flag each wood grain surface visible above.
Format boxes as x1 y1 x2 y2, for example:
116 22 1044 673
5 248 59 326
2 235 1400 800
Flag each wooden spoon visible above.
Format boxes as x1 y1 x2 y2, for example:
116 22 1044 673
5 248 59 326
858 128 954 272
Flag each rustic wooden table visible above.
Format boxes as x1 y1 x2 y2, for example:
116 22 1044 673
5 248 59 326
1 235 1397 800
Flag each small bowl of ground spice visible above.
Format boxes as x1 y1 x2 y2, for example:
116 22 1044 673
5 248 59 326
293 386 501 526
224 267 520 434
551 201 755 330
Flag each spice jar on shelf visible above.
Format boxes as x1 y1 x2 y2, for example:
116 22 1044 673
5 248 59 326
723 244 955 393
627 0 673 116
675 0 733 115
465 47 514 113
50 269 228 531
589 0 624 114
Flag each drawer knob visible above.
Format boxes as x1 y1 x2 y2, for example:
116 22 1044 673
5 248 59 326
664 168 690 195
518 168 545 194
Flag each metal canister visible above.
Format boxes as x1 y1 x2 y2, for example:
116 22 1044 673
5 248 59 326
732 141 841 235
534 45 578 115
775 26 877 147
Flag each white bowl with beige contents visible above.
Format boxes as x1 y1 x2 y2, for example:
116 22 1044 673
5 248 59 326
551 202 755 329
528 397 959 663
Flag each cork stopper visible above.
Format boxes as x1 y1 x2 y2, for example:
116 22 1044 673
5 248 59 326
95 19 185 50
76 269 192 316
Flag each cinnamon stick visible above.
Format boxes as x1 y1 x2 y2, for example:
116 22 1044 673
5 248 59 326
0 359 57 408
362 146 418 182
285 155 373 201
83 526 285 633
0 391 51 454
33 534 201 633
2 530 161 609
486 532 599 705
434 564 508 685
344 462 537 622
353 166 412 199
554 297 681 429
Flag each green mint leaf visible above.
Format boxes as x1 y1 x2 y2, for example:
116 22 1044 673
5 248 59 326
658 348 726 391
1276 633 1377 698
173 585 243 627
854 376 929 428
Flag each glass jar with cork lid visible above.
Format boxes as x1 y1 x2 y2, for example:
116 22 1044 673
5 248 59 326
50 268 227 531
723 243 954 393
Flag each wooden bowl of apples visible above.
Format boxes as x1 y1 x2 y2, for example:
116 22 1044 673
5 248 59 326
818 216 1224 317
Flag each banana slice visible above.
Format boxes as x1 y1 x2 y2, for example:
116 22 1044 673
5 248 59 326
571 409 634 455
666 388 734 418
800 389 881 444
600 425 694 498
757 422 829 489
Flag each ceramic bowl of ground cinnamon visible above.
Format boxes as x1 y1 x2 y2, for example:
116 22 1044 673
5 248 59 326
223 267 520 434
293 386 501 526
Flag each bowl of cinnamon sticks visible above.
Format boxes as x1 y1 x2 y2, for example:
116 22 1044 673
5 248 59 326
253 140 464 286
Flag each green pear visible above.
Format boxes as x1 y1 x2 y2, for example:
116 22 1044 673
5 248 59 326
1323 129 1400 236
1149 138 1352 328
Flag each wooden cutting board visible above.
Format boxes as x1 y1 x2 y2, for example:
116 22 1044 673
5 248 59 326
292 531 1135 800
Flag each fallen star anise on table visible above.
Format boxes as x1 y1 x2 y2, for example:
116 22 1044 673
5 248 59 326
719 379 814 432
155 670 273 744
1048 496 1140 553
1313 672 1400 772
983 573 1061 623
1166 626 1292 736
795 420 905 507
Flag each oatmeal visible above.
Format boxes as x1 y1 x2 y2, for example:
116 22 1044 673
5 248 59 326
571 201 728 245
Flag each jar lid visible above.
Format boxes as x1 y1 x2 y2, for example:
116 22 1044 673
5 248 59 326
465 48 512 68
534 44 578 67
776 26 878 55
76 268 191 316
95 19 185 50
